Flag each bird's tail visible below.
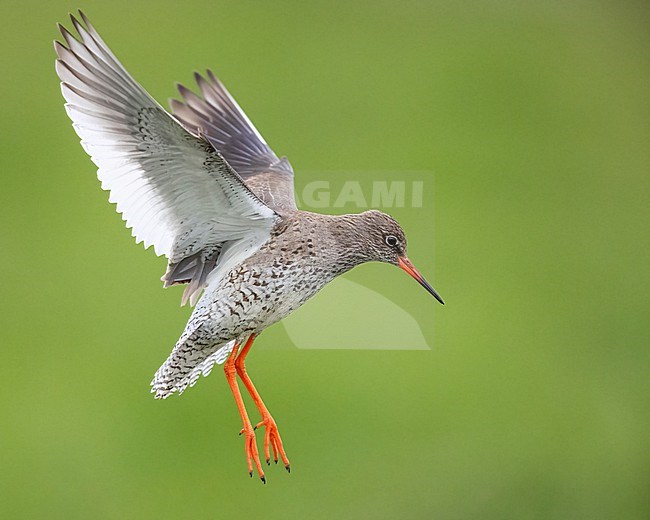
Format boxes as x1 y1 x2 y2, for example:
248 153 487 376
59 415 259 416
150 339 236 399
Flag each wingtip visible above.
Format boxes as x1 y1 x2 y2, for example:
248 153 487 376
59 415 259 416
195 70 211 89
53 39 66 54
69 12 81 31
206 69 220 85
54 58 66 76
177 83 203 104
177 82 191 96
57 21 77 44
68 11 83 33
78 10 96 34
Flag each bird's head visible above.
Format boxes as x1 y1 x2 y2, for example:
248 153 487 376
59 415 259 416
357 210 444 305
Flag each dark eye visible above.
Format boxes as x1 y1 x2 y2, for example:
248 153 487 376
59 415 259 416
385 235 398 247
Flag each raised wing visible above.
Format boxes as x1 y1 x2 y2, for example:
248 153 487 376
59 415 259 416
55 12 279 305
171 70 297 212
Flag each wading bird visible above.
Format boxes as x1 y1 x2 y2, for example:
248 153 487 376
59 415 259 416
54 12 444 483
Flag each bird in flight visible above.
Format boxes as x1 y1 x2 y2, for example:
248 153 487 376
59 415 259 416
54 11 444 483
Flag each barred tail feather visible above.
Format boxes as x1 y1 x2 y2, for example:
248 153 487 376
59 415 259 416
151 339 236 398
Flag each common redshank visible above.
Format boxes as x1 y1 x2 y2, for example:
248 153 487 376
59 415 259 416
55 12 444 483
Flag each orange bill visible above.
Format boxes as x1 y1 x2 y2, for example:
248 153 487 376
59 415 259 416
398 257 444 305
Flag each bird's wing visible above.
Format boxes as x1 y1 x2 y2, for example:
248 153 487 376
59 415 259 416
170 70 297 213
55 12 279 306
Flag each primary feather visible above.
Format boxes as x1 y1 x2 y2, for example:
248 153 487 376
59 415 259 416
172 71 297 212
54 12 279 305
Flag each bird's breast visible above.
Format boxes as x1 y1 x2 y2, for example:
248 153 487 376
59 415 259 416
193 215 359 336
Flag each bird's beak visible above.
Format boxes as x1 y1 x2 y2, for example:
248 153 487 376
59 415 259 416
398 257 444 305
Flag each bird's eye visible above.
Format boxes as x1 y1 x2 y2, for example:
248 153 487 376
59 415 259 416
385 235 398 247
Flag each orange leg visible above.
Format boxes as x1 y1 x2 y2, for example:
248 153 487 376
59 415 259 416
235 334 291 472
224 342 265 483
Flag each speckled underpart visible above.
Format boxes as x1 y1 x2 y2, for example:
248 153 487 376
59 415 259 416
151 210 401 397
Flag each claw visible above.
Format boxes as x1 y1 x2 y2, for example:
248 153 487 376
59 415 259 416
252 415 290 474
285 464 291 474
242 430 264 482
260 475 266 484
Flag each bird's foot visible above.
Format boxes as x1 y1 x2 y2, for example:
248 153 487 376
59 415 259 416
240 425 265 483
254 414 290 473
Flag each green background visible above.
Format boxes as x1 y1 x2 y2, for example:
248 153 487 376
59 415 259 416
1 1 648 518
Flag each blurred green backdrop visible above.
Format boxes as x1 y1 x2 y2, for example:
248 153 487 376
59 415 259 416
1 0 648 518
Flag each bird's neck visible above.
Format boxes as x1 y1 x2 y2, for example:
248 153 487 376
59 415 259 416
321 213 376 274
